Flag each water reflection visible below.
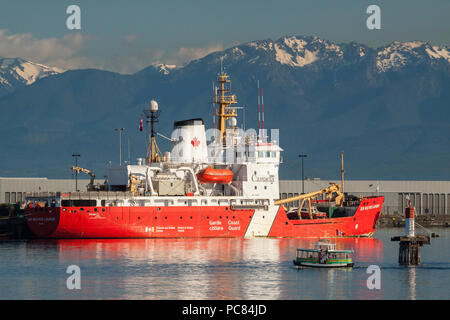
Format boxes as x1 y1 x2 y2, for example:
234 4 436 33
5 230 446 300
23 238 286 299
408 267 416 300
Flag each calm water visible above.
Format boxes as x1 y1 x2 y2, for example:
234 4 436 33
0 228 449 300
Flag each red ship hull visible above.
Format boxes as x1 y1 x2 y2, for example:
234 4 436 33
26 196 383 238
268 197 384 238
26 206 254 238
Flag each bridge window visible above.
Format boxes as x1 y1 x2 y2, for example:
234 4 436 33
61 200 97 207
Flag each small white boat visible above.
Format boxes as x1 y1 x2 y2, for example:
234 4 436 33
293 239 354 268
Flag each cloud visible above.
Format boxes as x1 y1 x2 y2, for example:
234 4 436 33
99 43 224 74
99 48 166 74
166 43 224 65
0 29 225 74
0 29 93 70
123 34 138 43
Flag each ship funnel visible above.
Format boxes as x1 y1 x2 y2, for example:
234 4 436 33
171 118 208 163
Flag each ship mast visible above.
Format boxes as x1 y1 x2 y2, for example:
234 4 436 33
214 70 237 145
341 151 345 204
144 100 162 163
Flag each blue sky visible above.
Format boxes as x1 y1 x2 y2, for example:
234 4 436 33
1 0 449 73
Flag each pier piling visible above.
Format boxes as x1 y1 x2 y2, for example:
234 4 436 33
391 200 430 265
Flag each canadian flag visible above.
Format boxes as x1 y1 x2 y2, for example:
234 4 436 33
139 116 143 131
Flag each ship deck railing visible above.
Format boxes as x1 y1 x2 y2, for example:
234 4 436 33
25 191 273 204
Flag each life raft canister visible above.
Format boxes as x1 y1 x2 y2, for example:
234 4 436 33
196 167 233 184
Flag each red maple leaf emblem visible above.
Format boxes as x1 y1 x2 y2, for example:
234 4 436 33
191 137 200 147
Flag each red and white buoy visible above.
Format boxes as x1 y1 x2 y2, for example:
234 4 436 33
405 200 415 237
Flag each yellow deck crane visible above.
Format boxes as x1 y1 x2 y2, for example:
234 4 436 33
275 152 347 219
274 183 345 220
71 166 96 191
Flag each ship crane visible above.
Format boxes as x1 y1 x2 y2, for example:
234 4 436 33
71 166 96 191
274 183 344 219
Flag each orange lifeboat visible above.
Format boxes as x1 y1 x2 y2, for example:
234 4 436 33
196 167 233 184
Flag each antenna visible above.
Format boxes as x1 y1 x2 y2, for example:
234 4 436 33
341 151 344 193
127 136 130 163
257 80 261 131
243 105 246 131
261 87 265 130
212 82 216 129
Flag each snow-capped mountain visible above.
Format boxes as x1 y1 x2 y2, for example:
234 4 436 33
193 36 362 69
376 41 450 72
247 36 348 67
136 63 178 76
194 35 450 73
0 58 64 96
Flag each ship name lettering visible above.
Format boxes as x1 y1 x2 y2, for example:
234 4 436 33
228 220 239 225
228 225 240 231
209 220 222 226
251 174 275 183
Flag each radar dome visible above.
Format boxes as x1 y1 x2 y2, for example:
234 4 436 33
150 100 159 112
228 117 237 127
